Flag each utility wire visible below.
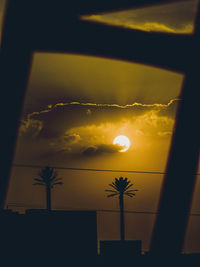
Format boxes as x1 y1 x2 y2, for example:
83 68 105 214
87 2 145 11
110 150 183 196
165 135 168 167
6 203 200 216
12 164 200 176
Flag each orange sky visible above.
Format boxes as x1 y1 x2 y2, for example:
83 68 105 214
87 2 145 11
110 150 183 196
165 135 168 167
4 52 199 253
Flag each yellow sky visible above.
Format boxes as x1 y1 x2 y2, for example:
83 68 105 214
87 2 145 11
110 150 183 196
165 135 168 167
6 52 191 252
82 0 198 34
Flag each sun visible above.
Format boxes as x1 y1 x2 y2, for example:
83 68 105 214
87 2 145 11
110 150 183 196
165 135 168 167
113 135 130 152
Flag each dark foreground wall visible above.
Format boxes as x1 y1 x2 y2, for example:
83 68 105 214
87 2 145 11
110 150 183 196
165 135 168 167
0 209 97 265
100 240 141 257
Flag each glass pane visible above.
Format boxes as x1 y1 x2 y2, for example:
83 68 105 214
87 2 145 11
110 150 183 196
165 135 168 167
81 0 198 34
7 52 184 253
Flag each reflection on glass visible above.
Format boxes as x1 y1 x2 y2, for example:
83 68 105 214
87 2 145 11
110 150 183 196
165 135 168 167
7 53 183 253
81 0 198 34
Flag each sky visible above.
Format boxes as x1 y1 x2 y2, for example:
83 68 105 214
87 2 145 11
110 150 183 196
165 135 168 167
82 0 199 34
7 52 200 253
0 0 200 254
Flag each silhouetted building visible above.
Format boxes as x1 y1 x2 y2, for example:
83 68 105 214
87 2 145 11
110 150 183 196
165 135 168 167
26 209 97 263
0 209 97 265
0 210 26 264
100 240 142 258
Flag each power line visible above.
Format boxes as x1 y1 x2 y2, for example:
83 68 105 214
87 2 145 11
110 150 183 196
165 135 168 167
98 209 157 215
6 203 200 216
98 209 200 217
12 164 200 176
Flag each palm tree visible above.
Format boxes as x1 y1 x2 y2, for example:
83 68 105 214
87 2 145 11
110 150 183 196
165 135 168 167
105 177 138 241
33 166 63 211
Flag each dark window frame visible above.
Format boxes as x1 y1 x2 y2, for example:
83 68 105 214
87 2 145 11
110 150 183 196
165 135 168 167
0 0 199 255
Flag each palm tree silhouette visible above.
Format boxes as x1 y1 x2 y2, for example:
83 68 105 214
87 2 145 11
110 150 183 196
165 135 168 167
33 166 63 211
106 177 138 241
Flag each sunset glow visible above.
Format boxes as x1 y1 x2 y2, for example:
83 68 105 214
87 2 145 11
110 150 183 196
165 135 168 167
113 135 130 152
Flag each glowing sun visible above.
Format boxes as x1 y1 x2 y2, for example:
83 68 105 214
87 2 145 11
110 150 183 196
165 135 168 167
113 135 130 152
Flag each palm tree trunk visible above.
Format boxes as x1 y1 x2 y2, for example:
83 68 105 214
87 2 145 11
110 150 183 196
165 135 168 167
119 193 125 241
46 184 51 211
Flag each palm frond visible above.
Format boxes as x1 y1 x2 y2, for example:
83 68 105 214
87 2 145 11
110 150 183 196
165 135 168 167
106 177 138 197
112 177 134 193
125 183 134 191
124 193 135 197
33 182 45 186
107 193 119 198
50 175 58 181
35 166 62 185
125 194 133 197
52 182 63 186
109 183 117 190
123 178 129 187
114 178 120 186
105 189 118 193
112 182 118 188
51 177 62 182
126 189 138 193
38 166 53 179
33 178 44 183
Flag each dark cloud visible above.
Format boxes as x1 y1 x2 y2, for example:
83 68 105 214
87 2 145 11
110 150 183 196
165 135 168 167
14 99 178 165
82 143 123 156
19 119 43 138
158 98 179 118
50 133 81 152
62 133 80 144
20 99 179 140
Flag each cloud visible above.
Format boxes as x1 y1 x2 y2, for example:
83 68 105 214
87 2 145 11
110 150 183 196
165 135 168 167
86 109 92 115
19 119 43 138
83 14 193 34
134 110 174 137
25 98 178 118
62 133 80 144
19 99 179 140
15 98 178 163
23 99 179 121
50 133 81 152
135 110 174 127
81 0 197 34
126 22 193 34
157 131 172 137
82 143 123 156
19 107 52 138
135 129 144 136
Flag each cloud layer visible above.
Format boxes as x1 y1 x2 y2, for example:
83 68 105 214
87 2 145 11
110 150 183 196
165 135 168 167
16 99 178 163
82 0 197 34
20 98 178 138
